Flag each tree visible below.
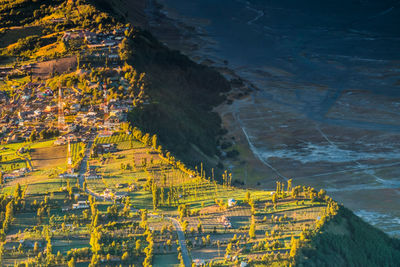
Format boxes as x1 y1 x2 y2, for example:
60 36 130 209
152 182 159 210
140 209 148 229
178 204 188 220
318 189 326 200
0 242 4 264
197 222 203 234
272 193 278 205
56 251 63 264
14 183 23 199
90 227 101 256
290 236 300 258
3 201 13 232
89 254 99 267
122 251 129 261
118 38 132 62
135 239 141 255
287 179 292 193
33 242 39 254
151 134 158 149
0 231 5 242
166 239 172 251
225 242 232 259
245 191 251 203
39 129 45 140
68 257 76 267
249 217 256 239
182 220 188 232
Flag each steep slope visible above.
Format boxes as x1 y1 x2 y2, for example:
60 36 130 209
128 31 230 167
295 206 400 267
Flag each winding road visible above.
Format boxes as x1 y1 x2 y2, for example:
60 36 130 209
168 217 191 267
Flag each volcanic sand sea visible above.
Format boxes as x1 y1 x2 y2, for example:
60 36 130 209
144 0 400 236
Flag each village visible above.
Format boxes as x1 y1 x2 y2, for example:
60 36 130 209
0 23 139 178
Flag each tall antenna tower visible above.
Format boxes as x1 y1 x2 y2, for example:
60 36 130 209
58 85 65 131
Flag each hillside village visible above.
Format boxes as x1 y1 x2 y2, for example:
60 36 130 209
1 0 391 267
0 26 132 144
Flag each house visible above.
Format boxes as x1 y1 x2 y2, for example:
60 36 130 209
19 240 37 249
72 201 89 210
59 172 78 178
102 188 113 199
228 198 237 207
34 109 41 117
70 103 81 113
193 259 206 266
114 191 127 200
54 136 67 145
62 30 84 41
83 31 97 43
218 215 232 228
115 183 125 189
50 18 66 23
45 105 57 112
95 143 117 154
67 124 77 132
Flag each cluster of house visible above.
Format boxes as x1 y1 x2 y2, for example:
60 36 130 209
95 143 117 155
72 200 89 210
0 82 54 143
218 215 232 229
0 25 139 181
3 168 29 181
0 75 132 145
102 188 127 200
62 199 89 212
62 28 126 48
54 133 78 145
63 28 128 64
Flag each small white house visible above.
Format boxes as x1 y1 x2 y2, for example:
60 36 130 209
228 198 237 207
72 201 89 210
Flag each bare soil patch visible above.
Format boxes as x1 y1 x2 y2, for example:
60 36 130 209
32 56 77 78
31 145 67 169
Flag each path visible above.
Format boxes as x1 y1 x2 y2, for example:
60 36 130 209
168 217 191 267
78 131 96 187
16 146 33 171
232 100 289 181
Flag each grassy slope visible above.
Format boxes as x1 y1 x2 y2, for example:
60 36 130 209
295 206 400 267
